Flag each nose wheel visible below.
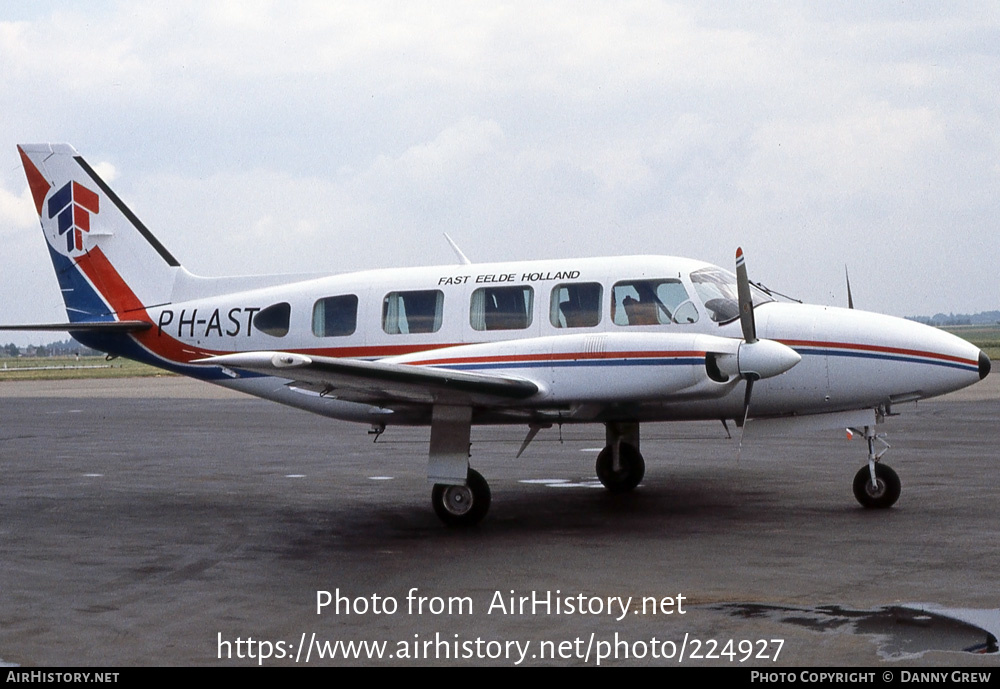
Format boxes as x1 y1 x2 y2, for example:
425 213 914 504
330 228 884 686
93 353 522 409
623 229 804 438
853 463 900 509
851 425 900 508
432 468 491 527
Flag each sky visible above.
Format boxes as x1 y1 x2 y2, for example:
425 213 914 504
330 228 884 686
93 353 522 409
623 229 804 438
2 1 998 345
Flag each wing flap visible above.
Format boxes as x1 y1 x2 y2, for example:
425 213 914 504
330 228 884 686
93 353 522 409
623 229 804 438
195 351 540 406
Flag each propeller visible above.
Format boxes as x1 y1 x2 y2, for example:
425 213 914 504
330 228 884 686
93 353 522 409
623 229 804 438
735 247 758 433
732 248 802 454
697 248 801 451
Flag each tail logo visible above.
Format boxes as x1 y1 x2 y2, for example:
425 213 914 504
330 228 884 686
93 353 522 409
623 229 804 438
47 181 100 254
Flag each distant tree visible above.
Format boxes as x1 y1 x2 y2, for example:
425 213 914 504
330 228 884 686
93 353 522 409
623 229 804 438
34 345 48 357
3 343 18 357
65 336 98 356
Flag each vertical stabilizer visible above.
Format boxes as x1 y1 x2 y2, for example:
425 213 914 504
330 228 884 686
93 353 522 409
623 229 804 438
17 144 181 324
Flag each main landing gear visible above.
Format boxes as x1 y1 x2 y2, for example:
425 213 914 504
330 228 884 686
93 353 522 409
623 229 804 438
595 421 645 492
423 409 649 527
432 468 491 527
427 405 491 528
851 425 900 509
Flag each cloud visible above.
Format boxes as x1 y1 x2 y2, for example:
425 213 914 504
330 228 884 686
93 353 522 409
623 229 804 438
1 2 999 321
363 118 506 195
0 183 37 232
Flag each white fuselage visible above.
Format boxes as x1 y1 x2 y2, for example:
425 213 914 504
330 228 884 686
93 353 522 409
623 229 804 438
140 255 985 427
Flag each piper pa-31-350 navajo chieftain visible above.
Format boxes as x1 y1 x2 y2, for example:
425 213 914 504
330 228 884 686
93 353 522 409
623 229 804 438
4 143 991 526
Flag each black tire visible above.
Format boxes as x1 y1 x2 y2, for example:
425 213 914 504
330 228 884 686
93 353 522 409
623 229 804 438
431 468 491 527
596 442 645 492
852 463 901 509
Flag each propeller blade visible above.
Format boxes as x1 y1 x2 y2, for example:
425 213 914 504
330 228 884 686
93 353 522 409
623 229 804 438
735 247 757 344
738 375 757 458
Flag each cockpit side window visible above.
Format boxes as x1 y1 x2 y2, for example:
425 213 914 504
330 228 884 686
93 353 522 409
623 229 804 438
550 282 602 328
383 290 444 334
611 279 698 326
690 267 772 324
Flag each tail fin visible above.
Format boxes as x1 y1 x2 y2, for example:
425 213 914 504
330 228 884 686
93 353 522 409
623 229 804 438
17 144 181 324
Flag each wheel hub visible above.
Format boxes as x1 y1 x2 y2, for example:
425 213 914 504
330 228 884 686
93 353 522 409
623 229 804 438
441 485 474 516
865 479 886 499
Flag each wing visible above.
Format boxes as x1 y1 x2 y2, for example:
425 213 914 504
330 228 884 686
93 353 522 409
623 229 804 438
194 351 540 406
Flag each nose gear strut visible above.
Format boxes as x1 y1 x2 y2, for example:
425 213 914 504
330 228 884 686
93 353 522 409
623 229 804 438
849 425 900 509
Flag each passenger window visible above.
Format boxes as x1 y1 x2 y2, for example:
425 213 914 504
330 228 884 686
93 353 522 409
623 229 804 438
312 295 358 337
612 280 698 326
253 302 291 337
471 286 533 331
383 290 444 334
550 283 602 328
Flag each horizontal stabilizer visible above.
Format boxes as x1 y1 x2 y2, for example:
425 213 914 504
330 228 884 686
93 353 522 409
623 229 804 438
195 351 540 406
0 321 152 332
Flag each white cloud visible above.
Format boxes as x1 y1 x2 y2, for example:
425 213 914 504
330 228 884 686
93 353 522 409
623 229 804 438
0 184 37 231
364 118 506 194
92 161 117 183
1 1 999 320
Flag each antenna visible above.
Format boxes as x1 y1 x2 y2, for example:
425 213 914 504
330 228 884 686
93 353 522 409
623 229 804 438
845 266 854 309
444 233 472 266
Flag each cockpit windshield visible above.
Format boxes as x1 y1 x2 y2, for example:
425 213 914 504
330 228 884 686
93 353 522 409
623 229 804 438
690 267 774 324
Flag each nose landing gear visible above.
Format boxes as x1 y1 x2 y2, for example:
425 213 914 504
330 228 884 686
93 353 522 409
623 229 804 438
851 425 900 509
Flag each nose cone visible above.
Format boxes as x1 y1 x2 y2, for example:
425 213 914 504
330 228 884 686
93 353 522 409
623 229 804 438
757 303 988 403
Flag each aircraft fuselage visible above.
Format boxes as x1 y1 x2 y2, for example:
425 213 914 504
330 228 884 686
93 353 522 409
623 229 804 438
73 255 986 428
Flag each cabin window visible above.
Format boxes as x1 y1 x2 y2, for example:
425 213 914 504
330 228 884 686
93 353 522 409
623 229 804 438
383 290 444 334
611 279 699 326
471 285 534 331
550 282 602 328
253 302 291 337
312 294 358 337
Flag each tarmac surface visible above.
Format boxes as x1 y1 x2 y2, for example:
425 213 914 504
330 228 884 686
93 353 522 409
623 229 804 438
1 374 998 667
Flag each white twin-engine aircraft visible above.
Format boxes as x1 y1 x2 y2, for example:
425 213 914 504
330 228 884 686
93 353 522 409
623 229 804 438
6 143 991 526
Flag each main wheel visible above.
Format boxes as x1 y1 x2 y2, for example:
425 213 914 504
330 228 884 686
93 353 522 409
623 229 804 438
852 463 901 509
596 442 645 492
432 468 491 527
